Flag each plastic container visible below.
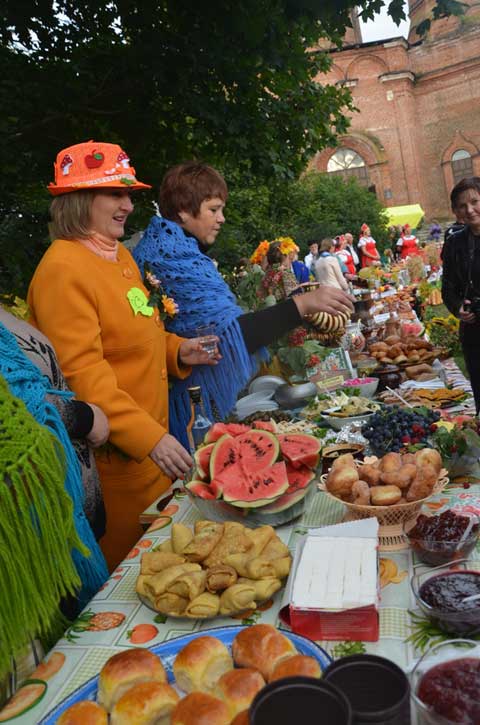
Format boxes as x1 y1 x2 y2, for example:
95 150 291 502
324 654 411 724
249 676 352 725
410 639 480 725
411 559 480 636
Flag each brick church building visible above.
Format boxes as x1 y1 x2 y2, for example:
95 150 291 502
311 0 480 220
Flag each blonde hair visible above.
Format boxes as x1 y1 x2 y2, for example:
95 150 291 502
320 238 334 253
49 190 95 240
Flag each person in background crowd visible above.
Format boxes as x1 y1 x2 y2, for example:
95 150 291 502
27 142 216 570
396 223 419 259
335 235 356 278
291 249 310 284
261 240 301 301
313 238 350 291
429 219 442 243
344 232 360 271
358 223 380 268
304 239 320 271
250 240 270 271
133 162 354 449
442 176 480 413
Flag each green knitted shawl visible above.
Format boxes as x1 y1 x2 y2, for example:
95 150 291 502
0 376 84 680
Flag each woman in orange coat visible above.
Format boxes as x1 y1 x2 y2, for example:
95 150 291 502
27 141 216 570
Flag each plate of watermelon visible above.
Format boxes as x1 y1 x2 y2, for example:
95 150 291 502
184 421 321 527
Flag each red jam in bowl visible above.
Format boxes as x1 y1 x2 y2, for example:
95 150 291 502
418 657 480 724
408 511 479 565
419 571 480 635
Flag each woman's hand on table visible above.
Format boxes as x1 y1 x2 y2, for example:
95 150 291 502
294 286 355 317
86 403 110 447
179 338 221 366
150 434 193 479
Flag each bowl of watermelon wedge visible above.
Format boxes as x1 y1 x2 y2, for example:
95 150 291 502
184 421 321 527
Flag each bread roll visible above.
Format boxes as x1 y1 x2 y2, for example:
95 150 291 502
370 485 402 506
140 552 185 574
232 624 297 680
110 682 179 725
97 649 167 712
216 668 265 718
57 701 108 724
269 654 322 682
171 523 194 554
173 635 233 693
171 692 231 725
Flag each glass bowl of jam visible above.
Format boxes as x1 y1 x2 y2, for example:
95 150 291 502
405 511 480 567
411 639 480 724
411 559 480 636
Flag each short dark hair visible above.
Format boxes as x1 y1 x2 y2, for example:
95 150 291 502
450 177 480 210
159 162 228 222
267 241 285 265
307 239 319 247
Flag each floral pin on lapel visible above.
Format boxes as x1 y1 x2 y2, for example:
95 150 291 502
127 287 154 317
143 264 179 320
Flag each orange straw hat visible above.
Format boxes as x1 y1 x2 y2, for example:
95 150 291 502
48 140 151 195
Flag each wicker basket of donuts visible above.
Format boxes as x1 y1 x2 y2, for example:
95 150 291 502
136 521 291 618
319 448 448 527
55 625 324 725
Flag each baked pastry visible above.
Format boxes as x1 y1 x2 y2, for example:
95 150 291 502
173 635 233 693
223 554 276 580
415 447 442 475
171 523 194 554
351 479 370 505
110 682 179 725
57 701 108 724
167 570 207 600
205 564 238 592
230 711 250 725
232 624 297 680
154 591 188 615
216 668 265 718
370 485 402 506
238 576 282 601
171 692 231 725
326 455 359 499
269 654 322 682
182 522 224 562
379 452 402 474
97 649 167 711
140 552 185 574
261 536 290 561
406 464 438 501
357 463 381 487
156 539 173 552
244 525 275 557
145 563 201 598
219 583 256 615
185 591 220 618
203 522 252 568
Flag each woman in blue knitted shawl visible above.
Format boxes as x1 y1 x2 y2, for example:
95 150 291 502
134 163 353 448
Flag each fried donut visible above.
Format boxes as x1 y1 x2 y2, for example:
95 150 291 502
379 452 402 474
370 485 402 506
414 448 442 475
406 464 438 502
358 463 381 487
351 480 371 505
381 463 417 489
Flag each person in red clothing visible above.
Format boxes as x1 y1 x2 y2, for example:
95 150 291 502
358 223 380 268
335 235 356 276
396 224 419 259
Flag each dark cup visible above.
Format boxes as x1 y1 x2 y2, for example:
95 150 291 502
324 655 411 725
249 676 353 725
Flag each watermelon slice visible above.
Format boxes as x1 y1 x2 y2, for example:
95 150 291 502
253 420 277 433
278 434 321 470
263 464 315 513
235 430 280 471
222 461 289 508
193 443 215 480
208 433 240 481
186 480 218 500
204 422 251 443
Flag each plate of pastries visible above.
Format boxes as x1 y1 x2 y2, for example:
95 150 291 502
320 449 448 525
136 521 291 618
42 624 332 724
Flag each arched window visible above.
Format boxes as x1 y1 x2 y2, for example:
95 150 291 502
327 148 369 186
452 149 473 185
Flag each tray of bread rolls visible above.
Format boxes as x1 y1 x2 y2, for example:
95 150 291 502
40 624 332 724
136 521 291 619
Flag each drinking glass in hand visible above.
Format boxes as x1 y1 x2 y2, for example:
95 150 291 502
195 323 218 358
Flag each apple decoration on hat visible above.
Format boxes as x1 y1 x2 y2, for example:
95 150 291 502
84 149 105 169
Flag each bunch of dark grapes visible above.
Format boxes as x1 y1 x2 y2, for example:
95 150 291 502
362 406 441 454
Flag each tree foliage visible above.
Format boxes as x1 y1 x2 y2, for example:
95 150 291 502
0 0 459 295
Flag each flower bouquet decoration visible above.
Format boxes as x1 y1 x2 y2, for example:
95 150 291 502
431 418 480 480
143 264 178 320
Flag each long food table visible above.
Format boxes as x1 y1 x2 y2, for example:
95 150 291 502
5 360 480 724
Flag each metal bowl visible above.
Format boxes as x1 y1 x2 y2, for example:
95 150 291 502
274 382 317 409
248 375 286 395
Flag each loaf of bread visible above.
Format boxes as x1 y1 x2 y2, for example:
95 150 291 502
216 668 265 718
171 692 231 725
269 654 322 682
232 624 297 680
173 635 233 693
97 648 166 711
110 681 179 725
57 701 108 724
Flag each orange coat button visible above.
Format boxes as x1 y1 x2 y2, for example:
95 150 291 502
160 368 167 379
155 314 163 327
122 267 133 279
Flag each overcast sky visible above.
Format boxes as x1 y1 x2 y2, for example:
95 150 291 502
359 2 410 42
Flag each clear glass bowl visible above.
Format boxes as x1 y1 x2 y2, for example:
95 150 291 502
410 639 480 724
184 473 317 528
405 513 480 567
411 559 480 637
